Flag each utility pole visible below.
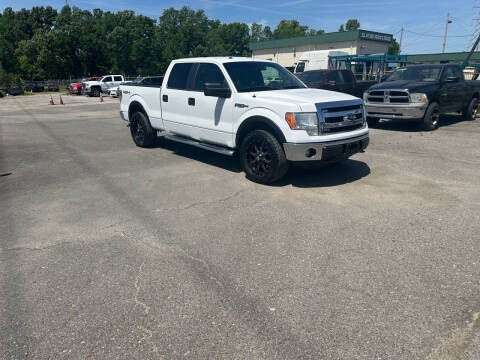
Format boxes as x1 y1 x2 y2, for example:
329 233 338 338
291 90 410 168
399 27 404 54
442 13 452 53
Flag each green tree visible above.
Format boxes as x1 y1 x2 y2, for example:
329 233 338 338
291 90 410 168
345 19 360 31
388 38 400 55
272 19 309 39
338 24 345 32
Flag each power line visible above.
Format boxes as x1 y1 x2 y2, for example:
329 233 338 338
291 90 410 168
405 30 471 38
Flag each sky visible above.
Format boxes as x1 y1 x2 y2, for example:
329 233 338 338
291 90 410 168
1 0 478 54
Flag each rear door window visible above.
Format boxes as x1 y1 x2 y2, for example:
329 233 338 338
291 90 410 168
114 76 123 81
167 63 195 90
326 71 342 84
341 71 354 84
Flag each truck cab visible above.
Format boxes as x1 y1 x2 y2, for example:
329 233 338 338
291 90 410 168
119 57 369 184
84 75 125 97
294 50 349 75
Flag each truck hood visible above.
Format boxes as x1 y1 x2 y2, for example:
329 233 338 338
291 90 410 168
84 81 100 86
370 80 439 93
251 88 360 110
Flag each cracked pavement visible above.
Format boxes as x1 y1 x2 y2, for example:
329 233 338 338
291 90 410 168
1 94 480 359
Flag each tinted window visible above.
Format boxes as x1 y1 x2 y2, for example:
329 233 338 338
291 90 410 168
167 63 194 90
224 61 305 92
442 66 463 81
150 77 164 85
114 76 123 81
326 71 342 84
103 76 112 82
193 64 226 91
342 71 354 84
295 62 306 73
297 72 327 84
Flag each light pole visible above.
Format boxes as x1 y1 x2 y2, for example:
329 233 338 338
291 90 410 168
442 13 452 53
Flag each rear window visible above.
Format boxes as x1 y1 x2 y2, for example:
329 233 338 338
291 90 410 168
342 71 354 84
167 63 194 90
295 62 306 73
298 72 327 84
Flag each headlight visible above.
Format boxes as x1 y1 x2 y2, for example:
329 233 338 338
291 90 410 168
285 112 318 136
363 91 369 102
410 93 428 103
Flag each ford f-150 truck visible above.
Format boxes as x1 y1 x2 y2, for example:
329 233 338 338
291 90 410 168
364 64 480 130
119 57 369 184
84 75 125 97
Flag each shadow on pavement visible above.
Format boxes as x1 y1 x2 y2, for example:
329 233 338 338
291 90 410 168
369 114 468 132
155 136 370 188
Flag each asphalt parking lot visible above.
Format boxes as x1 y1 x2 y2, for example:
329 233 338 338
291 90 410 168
1 93 479 359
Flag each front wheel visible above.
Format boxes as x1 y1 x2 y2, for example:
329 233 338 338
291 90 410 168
239 129 288 184
130 112 157 148
420 102 440 131
462 97 479 121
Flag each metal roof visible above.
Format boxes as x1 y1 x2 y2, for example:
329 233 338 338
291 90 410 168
249 29 393 51
407 52 480 63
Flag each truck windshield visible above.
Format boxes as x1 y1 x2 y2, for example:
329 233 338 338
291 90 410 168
224 61 306 92
387 66 442 82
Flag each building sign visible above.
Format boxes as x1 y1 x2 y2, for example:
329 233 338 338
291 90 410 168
359 31 392 43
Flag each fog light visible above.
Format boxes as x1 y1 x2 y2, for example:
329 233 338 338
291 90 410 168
305 148 317 158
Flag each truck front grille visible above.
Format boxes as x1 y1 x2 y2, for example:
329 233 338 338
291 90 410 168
315 100 365 135
367 90 409 104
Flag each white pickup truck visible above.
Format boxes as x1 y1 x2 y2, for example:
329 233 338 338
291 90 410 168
84 75 125 97
119 57 369 184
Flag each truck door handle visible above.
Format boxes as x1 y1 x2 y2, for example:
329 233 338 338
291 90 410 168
188 97 195 106
162 95 168 102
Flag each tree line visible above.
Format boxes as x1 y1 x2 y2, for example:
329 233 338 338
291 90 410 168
0 5 399 85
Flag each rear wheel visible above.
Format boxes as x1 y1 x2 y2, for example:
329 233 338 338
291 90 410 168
130 112 157 148
462 97 479 120
90 87 100 97
420 102 440 131
239 129 288 184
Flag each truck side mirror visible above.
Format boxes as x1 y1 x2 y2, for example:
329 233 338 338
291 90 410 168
204 83 231 98
445 76 459 83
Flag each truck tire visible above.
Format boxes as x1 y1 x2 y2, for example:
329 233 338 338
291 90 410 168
366 116 379 126
130 112 157 148
462 97 479 121
420 102 440 131
89 87 100 97
239 129 288 184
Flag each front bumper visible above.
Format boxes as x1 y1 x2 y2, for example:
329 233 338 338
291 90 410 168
120 111 128 122
283 134 369 162
365 102 428 120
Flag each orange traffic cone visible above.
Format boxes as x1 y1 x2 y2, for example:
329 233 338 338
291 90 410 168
49 95 55 105
59 95 64 105
100 94 104 103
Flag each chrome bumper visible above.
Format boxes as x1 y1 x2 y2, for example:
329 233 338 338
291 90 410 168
283 134 369 162
365 102 428 120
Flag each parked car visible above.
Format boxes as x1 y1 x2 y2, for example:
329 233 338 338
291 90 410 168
297 69 376 99
25 82 44 92
293 50 349 74
46 82 59 92
119 57 369 184
68 76 99 95
7 87 25 96
364 63 480 130
84 75 125 97
115 76 163 97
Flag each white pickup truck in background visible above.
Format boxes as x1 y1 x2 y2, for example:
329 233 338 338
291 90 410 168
119 57 369 184
84 75 125 97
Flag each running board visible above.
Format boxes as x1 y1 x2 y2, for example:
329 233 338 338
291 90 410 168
163 135 235 156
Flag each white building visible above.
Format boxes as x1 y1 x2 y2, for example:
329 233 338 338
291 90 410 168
250 29 393 68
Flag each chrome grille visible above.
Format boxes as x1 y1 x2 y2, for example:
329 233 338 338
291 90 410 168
315 100 365 134
367 90 409 104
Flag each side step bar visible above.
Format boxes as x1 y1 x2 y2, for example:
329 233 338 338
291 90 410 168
163 135 235 156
